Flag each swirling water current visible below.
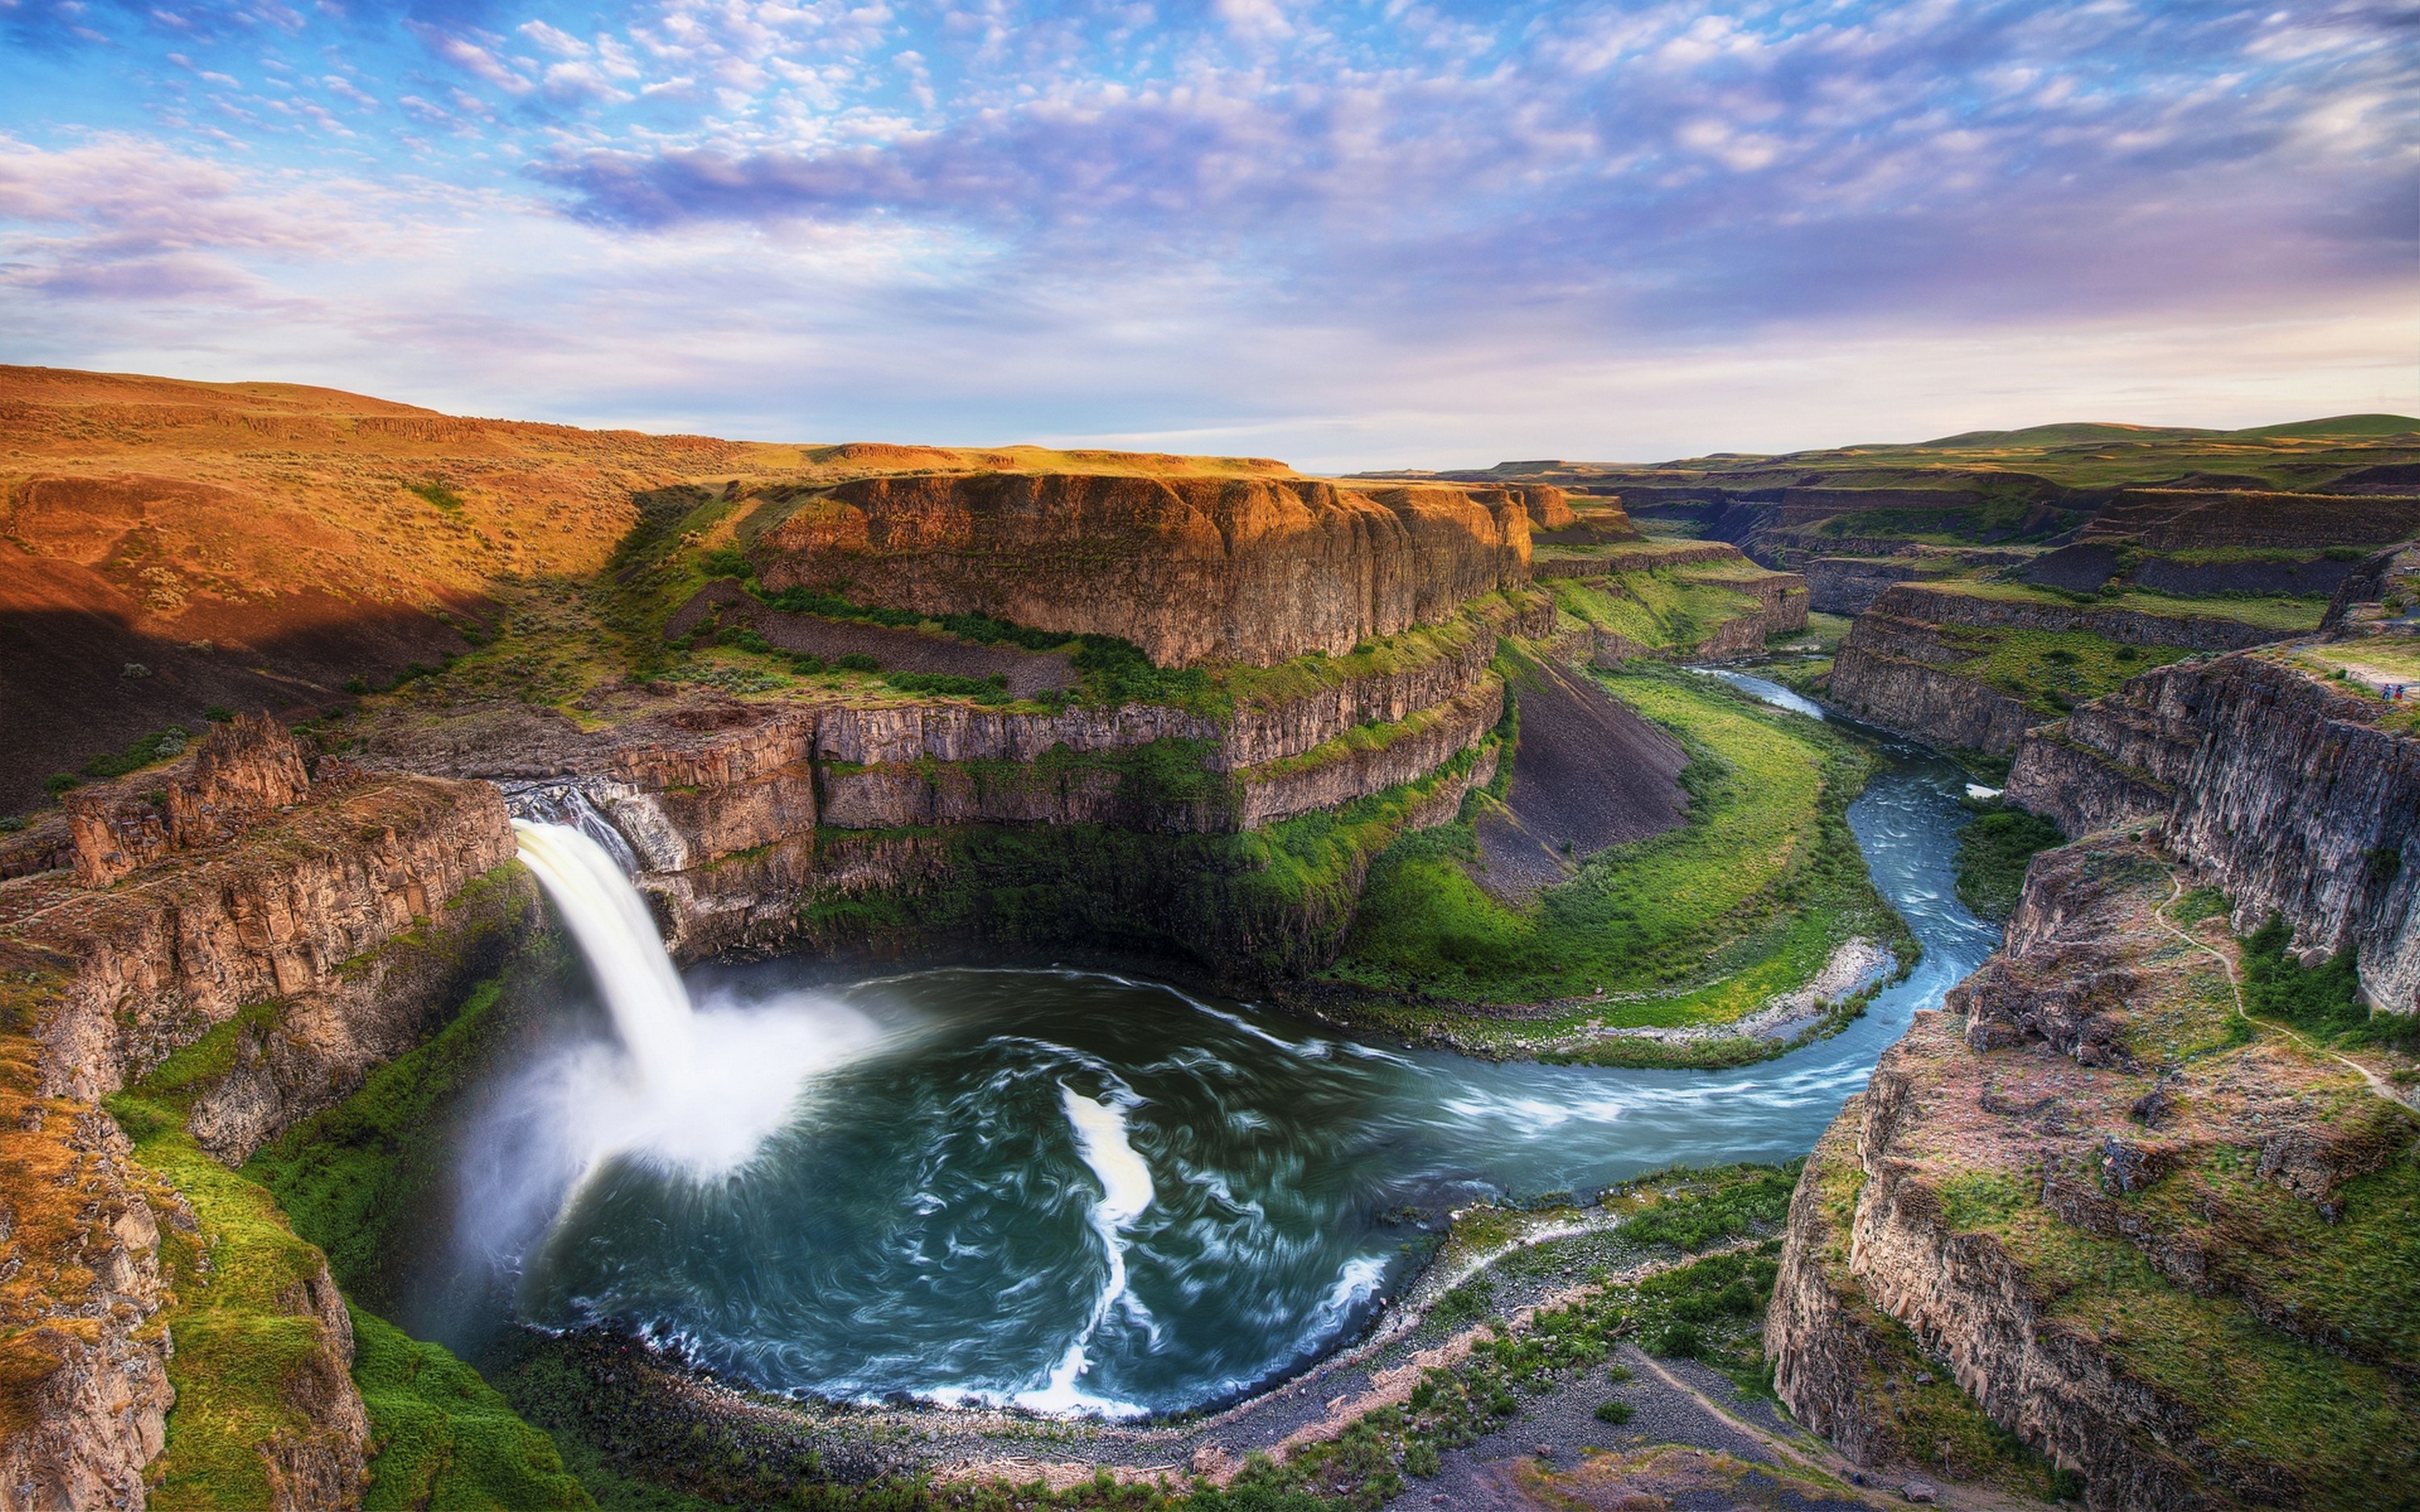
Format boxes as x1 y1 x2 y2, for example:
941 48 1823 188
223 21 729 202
437 670 1998 1418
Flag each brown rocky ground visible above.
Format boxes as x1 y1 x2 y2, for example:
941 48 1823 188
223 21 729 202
1767 835 2420 1511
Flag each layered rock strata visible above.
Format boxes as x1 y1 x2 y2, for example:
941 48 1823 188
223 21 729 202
749 473 1535 666
2007 649 2420 1014
1767 839 2420 1510
1828 584 2293 754
0 720 524 1511
1801 556 1919 615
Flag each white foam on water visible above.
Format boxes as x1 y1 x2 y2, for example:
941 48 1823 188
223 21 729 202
1015 1083 1156 1418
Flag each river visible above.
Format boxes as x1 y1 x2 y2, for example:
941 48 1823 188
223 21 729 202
427 669 1999 1419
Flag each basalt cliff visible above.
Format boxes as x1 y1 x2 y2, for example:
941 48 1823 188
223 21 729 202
0 715 526 1510
1769 614 2420 1509
749 473 1534 668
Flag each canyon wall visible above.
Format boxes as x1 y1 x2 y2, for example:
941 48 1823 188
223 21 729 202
1827 584 2293 754
1767 838 2420 1511
0 719 527 1512
1800 557 1918 615
749 473 1534 667
2007 651 2420 1014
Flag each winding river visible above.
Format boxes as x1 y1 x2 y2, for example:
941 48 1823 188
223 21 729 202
425 670 1998 1419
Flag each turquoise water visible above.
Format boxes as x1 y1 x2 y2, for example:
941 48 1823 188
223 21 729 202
448 673 1996 1417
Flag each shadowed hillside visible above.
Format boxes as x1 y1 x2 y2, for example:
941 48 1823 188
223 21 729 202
0 368 1323 806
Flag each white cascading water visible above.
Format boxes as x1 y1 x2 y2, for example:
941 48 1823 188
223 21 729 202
1015 1082 1158 1416
498 820 886 1182
511 820 698 1088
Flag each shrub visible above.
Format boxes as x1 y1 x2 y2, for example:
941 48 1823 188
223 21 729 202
790 653 827 675
405 480 463 511
1955 807 2065 921
1594 1398 1634 1423
882 670 1012 702
343 676 371 695
1403 1440 1440 1478
2238 914 2408 1045
835 652 880 673
698 547 752 579
205 705 235 723
44 773 78 793
1650 1320 1702 1357
0 815 26 832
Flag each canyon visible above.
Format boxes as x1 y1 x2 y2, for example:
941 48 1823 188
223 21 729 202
1767 589 2420 1508
4 377 2417 1511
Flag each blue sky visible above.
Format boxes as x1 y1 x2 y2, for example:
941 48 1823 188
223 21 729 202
2 0 2413 467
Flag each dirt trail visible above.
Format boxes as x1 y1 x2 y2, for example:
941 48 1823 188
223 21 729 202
2155 871 2418 1114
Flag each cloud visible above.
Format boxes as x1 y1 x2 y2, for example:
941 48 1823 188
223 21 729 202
0 0 2412 464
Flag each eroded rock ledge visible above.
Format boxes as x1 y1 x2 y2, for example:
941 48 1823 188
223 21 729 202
749 473 1538 666
2008 649 2420 1014
1767 838 2420 1510
1827 583 2299 755
0 716 528 1511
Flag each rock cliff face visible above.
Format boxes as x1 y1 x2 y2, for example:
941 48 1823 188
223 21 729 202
1826 584 2292 754
1825 644 2037 752
1801 557 1918 615
2080 489 2420 552
0 1078 179 1512
2007 650 2420 1014
1855 585 2283 652
65 714 311 887
1767 839 2420 1511
0 730 524 1512
750 473 1533 667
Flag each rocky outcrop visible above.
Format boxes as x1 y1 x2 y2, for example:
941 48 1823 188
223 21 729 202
1826 644 2037 752
1767 838 2420 1511
17 774 519 1114
2001 727 2171 837
0 741 524 1512
0 1091 178 1512
749 473 1533 667
2081 489 2420 552
1859 585 2284 652
2321 541 2420 631
2006 649 2420 1013
1825 583 2297 754
1692 570 1809 658
1801 557 1918 615
65 714 312 887
1236 681 1502 828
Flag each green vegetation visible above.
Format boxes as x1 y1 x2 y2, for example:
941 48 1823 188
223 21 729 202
99 895 592 1510
2241 914 2420 1049
1330 667 1903 1037
407 480 466 513
1935 578 2327 633
1930 626 2194 714
799 744 1489 984
351 1309 593 1510
77 724 193 781
1954 806 2066 919
1957 1174 2420 1508
106 1029 362 1510
1551 570 1759 653
248 964 530 1302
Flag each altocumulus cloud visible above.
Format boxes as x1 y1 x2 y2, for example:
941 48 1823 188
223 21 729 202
0 0 2413 460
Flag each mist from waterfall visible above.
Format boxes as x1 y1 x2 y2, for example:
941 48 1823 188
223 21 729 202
458 821 894 1328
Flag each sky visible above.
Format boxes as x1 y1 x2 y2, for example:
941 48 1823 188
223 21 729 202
1 0 2414 469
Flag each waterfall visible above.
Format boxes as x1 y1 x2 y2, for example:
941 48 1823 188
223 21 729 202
512 819 697 1087
503 782 640 875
